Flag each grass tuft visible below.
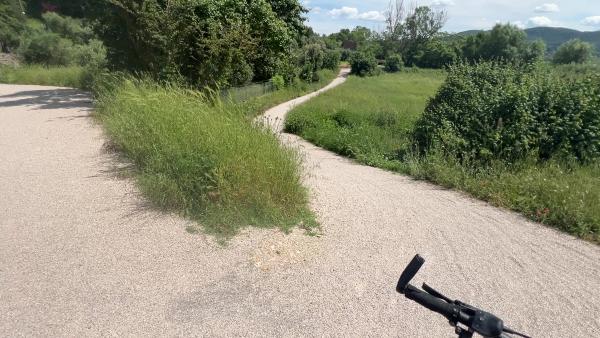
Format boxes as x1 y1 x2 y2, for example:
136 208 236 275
95 77 317 237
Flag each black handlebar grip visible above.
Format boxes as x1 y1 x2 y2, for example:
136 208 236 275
404 285 458 320
396 254 425 293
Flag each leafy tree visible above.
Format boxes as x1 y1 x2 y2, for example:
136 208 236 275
553 39 595 64
299 43 324 81
383 1 447 64
322 49 341 70
0 0 25 52
384 53 403 72
16 12 106 67
87 0 307 87
414 39 457 68
462 24 546 63
350 51 378 77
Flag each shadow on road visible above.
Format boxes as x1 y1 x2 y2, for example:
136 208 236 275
0 88 92 110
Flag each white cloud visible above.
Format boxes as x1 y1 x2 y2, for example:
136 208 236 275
328 7 385 22
512 21 526 29
534 3 559 13
329 7 359 18
582 16 600 26
311 6 322 14
356 11 386 21
431 0 455 7
528 16 553 27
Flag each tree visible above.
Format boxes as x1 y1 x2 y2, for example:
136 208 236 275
0 0 25 52
383 1 447 65
414 39 457 68
553 39 595 64
85 0 308 87
462 24 546 63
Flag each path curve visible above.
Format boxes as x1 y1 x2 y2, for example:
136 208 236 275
1 76 599 337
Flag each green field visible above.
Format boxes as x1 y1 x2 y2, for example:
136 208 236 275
286 70 600 242
286 70 445 170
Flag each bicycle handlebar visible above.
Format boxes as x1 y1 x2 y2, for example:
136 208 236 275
397 255 531 338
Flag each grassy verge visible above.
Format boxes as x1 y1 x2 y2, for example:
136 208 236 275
285 70 599 242
0 65 93 89
94 76 332 237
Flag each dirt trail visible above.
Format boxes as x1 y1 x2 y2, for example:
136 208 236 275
1 78 599 337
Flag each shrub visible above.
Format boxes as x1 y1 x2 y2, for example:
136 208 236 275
299 43 325 82
18 32 76 66
323 49 341 70
72 39 107 68
384 54 403 73
553 39 595 65
350 51 379 77
271 74 285 90
41 12 93 44
414 62 600 163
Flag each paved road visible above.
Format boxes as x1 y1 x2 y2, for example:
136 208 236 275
1 78 599 337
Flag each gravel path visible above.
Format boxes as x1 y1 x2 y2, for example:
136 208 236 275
1 78 599 337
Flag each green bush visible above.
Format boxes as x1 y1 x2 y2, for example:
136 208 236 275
16 13 107 68
271 74 285 90
299 43 325 82
323 49 341 70
350 51 379 77
41 12 93 44
414 62 600 163
553 39 595 65
18 31 75 66
384 54 403 72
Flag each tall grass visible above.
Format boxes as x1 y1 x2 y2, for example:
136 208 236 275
0 65 93 88
285 69 600 242
95 77 316 237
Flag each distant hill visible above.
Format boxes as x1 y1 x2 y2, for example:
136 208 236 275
456 27 600 53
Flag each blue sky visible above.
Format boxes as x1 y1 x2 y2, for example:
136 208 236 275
303 1 600 34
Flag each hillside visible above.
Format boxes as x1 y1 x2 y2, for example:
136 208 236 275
457 27 600 53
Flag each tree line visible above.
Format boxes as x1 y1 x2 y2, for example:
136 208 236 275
1 0 597 87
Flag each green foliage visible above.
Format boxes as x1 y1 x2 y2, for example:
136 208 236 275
0 65 95 88
415 62 600 163
553 39 595 64
299 43 324 82
413 39 458 68
323 49 341 70
271 74 285 90
462 24 546 63
88 0 307 88
384 54 403 72
41 12 92 44
350 51 379 77
16 13 106 67
95 77 316 237
0 0 25 52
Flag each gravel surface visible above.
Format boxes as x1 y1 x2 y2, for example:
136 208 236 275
1 78 599 337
